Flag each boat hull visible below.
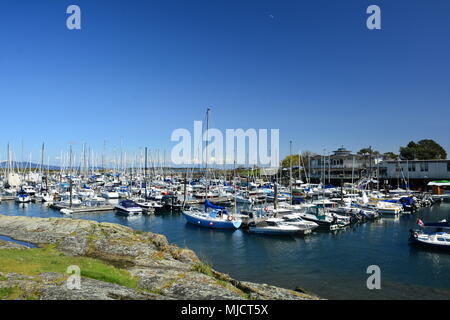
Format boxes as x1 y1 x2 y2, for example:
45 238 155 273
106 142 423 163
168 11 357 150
248 227 310 235
182 211 241 229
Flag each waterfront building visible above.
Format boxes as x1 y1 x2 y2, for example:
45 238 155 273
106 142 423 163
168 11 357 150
308 147 382 183
378 159 450 189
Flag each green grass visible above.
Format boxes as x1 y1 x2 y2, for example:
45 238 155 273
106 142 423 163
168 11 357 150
191 262 214 277
0 247 138 289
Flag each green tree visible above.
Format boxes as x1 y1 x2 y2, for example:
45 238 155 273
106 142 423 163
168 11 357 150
399 139 447 160
383 152 399 160
357 147 380 156
281 151 317 168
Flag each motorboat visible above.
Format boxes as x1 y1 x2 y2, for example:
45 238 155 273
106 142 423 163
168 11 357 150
115 199 143 215
248 218 308 235
280 213 319 231
58 194 82 207
409 219 450 250
15 190 31 203
298 207 349 231
135 198 164 212
101 188 120 199
34 192 54 202
375 201 403 215
21 185 36 196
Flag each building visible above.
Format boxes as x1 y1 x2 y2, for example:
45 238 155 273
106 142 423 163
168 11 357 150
308 147 382 183
378 159 450 188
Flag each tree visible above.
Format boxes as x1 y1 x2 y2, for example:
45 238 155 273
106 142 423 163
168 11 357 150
399 139 447 160
281 151 317 168
383 152 399 160
281 154 301 168
358 147 380 156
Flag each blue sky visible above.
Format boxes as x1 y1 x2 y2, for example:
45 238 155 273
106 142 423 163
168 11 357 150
1 0 449 164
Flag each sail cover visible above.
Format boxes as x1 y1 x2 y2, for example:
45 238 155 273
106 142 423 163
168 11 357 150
205 199 224 210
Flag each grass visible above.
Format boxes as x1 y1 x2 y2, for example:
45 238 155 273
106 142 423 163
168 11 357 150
0 286 38 300
0 247 138 289
191 262 214 277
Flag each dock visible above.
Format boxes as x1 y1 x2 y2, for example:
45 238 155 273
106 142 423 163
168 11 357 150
49 204 115 214
1 196 16 201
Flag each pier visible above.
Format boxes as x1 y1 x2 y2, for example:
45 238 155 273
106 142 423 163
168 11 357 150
49 204 115 214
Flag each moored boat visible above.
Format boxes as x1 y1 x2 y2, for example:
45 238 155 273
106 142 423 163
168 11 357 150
115 199 143 215
248 218 306 235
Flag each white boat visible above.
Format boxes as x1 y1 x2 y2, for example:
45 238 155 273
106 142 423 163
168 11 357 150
135 198 164 211
59 195 82 207
280 214 319 231
15 191 31 203
21 185 36 196
35 192 54 202
248 218 306 235
410 231 450 249
115 200 143 215
101 189 120 199
375 201 403 215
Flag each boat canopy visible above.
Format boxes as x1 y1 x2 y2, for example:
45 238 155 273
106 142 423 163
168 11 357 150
428 180 450 186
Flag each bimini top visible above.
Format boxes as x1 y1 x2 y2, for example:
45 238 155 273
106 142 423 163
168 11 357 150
428 180 450 186
119 200 138 208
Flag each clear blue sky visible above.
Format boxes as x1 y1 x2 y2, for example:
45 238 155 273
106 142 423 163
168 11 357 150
1 0 449 164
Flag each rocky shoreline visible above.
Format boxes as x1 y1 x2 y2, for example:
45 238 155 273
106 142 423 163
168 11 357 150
0 214 320 300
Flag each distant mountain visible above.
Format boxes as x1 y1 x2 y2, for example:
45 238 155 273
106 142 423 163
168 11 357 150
0 161 61 170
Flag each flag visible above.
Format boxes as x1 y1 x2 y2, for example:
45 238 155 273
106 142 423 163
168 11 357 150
416 219 424 227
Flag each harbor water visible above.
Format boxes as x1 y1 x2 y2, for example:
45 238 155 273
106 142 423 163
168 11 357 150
1 200 449 299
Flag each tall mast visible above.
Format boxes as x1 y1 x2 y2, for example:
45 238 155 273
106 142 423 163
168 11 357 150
144 147 148 199
289 141 293 205
205 107 210 200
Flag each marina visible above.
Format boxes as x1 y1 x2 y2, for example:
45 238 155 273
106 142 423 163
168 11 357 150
0 168 449 299
1 0 450 304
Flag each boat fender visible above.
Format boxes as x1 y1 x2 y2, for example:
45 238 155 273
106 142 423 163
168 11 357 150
227 215 234 221
264 207 269 213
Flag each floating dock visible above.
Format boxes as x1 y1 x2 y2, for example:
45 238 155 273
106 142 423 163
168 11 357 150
49 204 115 214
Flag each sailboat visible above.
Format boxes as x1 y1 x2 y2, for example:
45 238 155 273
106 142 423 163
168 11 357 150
182 200 242 229
181 108 241 230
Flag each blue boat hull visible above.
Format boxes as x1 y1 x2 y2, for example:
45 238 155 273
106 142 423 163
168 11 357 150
182 212 241 229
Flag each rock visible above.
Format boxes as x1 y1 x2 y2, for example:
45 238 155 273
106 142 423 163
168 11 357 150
0 239 29 250
0 214 320 300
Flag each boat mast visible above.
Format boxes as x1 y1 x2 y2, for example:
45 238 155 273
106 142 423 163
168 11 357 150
144 147 148 200
69 145 73 208
205 107 210 201
289 141 293 205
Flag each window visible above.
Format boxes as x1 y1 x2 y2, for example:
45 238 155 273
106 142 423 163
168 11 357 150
408 163 416 172
420 162 429 172
447 162 450 172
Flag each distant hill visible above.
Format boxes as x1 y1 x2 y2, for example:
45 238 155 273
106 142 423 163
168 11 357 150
0 161 61 170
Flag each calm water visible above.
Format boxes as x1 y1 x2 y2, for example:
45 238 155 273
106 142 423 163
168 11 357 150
1 200 450 300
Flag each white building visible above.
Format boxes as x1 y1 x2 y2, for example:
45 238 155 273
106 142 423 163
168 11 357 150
379 160 450 180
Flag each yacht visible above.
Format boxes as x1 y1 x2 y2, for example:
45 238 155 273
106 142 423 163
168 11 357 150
101 188 120 199
115 200 143 215
248 218 307 235
280 214 319 231
15 190 31 203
